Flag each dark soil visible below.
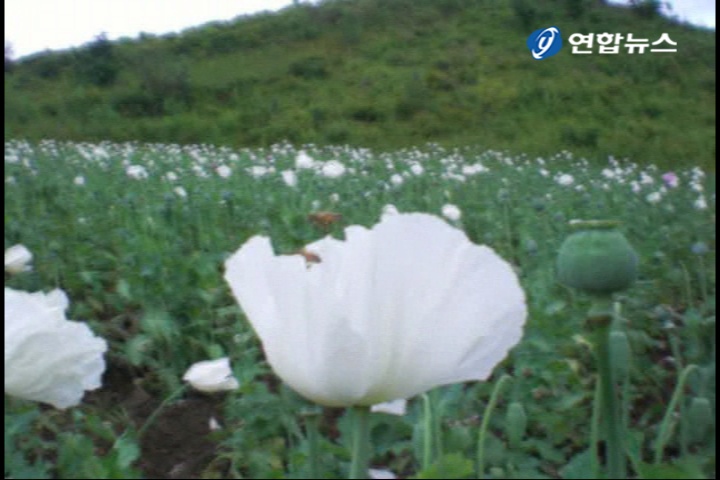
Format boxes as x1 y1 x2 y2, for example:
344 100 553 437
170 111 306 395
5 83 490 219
87 360 224 479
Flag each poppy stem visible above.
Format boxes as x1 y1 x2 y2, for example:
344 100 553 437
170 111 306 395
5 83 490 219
477 374 512 479
302 408 322 479
653 364 699 464
590 298 626 479
349 406 372 479
132 384 188 442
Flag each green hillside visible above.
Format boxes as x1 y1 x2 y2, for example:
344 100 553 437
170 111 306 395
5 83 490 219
4 0 716 169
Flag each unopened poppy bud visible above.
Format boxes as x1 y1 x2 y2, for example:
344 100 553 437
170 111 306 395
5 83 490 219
609 330 631 381
556 221 638 295
686 397 712 443
505 401 528 449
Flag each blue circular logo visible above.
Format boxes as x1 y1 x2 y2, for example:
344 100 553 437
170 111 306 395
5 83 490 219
527 27 563 60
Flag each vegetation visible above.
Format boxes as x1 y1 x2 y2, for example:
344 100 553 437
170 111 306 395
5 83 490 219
4 140 716 478
4 0 716 169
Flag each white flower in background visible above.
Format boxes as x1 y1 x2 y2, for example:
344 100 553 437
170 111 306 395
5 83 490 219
281 170 298 188
369 469 398 479
557 174 575 186
164 171 179 182
174 186 188 198
441 204 462 222
691 181 704 193
640 172 655 185
630 181 642 194
371 399 407 416
5 288 107 409
296 151 316 169
126 164 148 180
209 417 223 431
694 196 708 210
249 166 272 178
216 165 233 178
74 176 86 186
390 174 404 186
5 245 33 274
6 176 17 185
539 168 550 178
382 204 399 216
321 160 346 179
224 213 527 407
192 164 209 178
646 192 663 204
462 163 487 175
410 163 424 176
183 358 239 393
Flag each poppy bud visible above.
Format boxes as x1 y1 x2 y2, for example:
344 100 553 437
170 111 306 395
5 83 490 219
557 221 638 295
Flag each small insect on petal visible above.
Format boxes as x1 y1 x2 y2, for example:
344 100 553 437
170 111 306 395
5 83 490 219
291 249 322 268
307 211 343 229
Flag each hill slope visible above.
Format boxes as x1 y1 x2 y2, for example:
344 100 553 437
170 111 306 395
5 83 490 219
4 0 716 168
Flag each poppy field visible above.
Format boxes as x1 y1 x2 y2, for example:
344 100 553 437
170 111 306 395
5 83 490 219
4 140 716 479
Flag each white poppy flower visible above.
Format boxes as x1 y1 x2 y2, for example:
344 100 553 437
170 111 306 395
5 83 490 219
282 170 298 188
369 469 397 479
382 204 399 216
216 165 233 178
5 288 107 409
296 151 315 169
694 196 708 210
646 192 663 204
441 204 462 222
410 163 424 176
126 165 148 180
183 358 239 393
390 174 404 186
174 186 188 198
5 245 33 274
557 174 575 186
371 399 407 416
321 161 346 179
224 213 526 407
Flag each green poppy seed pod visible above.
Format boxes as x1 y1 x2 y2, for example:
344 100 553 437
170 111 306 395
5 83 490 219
505 401 528 449
609 330 632 381
686 397 713 444
556 221 638 295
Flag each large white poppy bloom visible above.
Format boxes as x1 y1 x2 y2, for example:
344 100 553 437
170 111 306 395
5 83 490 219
5 288 107 409
224 213 526 407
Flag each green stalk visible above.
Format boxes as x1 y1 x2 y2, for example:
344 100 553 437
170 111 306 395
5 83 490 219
137 385 187 439
697 255 708 305
303 410 322 479
477 374 512 479
590 379 601 479
653 364 699 464
431 390 444 460
421 393 434 471
590 298 626 479
349 406 372 480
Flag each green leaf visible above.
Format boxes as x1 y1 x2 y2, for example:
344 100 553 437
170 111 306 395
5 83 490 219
559 449 594 479
412 453 474 479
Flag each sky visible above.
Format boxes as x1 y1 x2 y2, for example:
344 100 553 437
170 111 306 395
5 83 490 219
4 0 716 58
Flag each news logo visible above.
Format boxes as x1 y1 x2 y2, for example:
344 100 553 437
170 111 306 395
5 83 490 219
527 27 563 60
